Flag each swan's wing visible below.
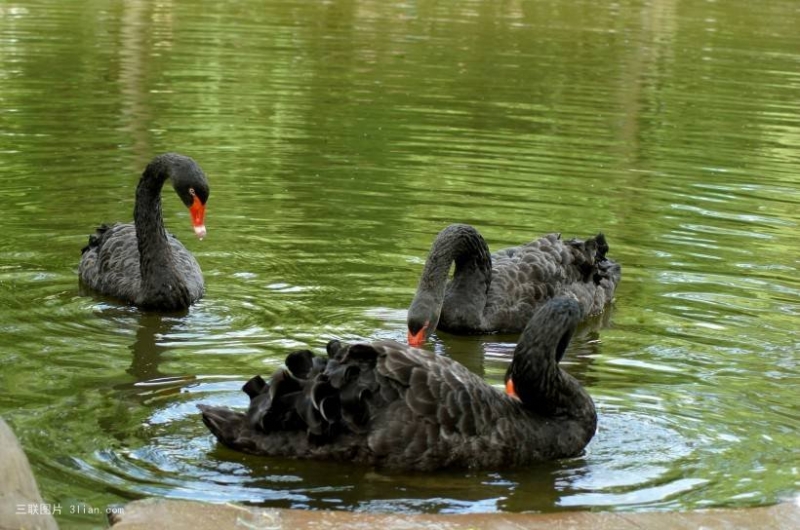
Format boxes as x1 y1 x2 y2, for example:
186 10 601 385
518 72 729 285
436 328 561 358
349 341 523 469
79 221 203 306
487 233 620 327
200 341 518 468
278 341 502 441
78 223 142 300
369 341 508 435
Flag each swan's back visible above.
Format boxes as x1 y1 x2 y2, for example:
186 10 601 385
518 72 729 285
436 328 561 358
201 338 593 471
79 223 203 307
482 233 620 331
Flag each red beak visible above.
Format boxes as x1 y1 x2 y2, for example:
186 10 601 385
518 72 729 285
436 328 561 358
505 378 519 399
407 328 426 347
189 195 206 239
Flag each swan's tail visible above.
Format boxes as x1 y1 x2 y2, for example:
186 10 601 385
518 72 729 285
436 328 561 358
80 224 112 254
198 405 249 448
561 233 621 317
593 233 610 261
592 233 621 285
200 341 383 451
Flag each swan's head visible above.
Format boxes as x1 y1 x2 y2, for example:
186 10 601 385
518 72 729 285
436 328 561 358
504 297 582 403
165 154 210 240
407 293 440 347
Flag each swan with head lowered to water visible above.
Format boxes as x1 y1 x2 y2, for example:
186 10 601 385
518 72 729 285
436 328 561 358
406 224 621 346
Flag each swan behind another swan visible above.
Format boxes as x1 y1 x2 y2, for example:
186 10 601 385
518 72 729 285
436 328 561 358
407 224 621 345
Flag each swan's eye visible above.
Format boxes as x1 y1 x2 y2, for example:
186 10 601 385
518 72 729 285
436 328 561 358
188 187 196 197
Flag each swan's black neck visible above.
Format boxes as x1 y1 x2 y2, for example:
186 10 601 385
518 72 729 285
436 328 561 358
133 159 189 308
409 224 492 333
507 299 596 428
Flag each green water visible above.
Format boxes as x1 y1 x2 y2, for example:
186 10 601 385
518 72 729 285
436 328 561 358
1 0 798 527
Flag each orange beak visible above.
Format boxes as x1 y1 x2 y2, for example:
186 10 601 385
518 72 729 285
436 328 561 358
189 195 206 239
505 378 519 399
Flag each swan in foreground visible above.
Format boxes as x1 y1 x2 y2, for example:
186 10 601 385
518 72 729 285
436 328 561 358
200 297 596 471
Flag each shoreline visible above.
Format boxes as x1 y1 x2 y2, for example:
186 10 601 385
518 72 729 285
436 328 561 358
108 498 799 529
2 418 797 529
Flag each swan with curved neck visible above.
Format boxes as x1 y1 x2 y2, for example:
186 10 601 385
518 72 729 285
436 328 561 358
199 297 596 471
79 153 210 311
407 224 620 346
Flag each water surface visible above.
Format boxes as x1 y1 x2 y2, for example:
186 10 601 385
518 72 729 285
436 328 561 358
0 0 798 528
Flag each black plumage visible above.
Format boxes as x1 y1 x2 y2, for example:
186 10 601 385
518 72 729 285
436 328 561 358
79 153 210 311
200 297 597 471
407 224 621 344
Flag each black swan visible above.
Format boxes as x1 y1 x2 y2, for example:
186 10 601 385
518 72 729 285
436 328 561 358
199 297 596 471
79 153 210 311
407 224 621 346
